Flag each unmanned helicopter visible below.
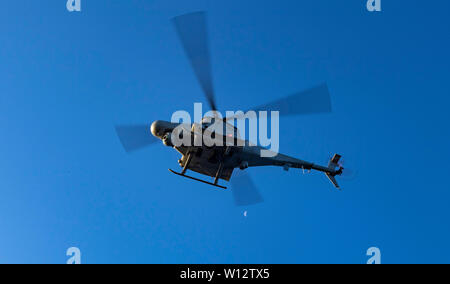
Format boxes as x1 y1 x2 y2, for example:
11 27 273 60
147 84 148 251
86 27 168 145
115 12 344 206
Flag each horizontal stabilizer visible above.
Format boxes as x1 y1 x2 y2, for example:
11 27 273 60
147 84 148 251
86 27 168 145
328 154 342 170
326 173 340 189
325 154 343 189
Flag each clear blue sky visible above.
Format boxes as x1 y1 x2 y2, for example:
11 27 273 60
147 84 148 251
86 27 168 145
1 0 449 264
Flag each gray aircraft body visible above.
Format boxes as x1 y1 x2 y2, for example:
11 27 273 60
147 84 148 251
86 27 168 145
115 12 344 206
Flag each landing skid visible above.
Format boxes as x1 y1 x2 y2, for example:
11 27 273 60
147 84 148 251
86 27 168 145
168 169 227 190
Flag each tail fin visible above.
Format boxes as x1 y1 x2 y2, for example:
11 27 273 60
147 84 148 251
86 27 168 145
326 154 343 189
326 173 340 189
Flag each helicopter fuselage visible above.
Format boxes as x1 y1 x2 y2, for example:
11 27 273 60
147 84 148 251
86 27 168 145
150 119 341 189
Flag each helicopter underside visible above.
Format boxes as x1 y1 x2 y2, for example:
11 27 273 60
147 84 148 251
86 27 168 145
174 145 240 182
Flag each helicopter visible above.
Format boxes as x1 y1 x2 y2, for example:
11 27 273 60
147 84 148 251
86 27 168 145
115 12 344 206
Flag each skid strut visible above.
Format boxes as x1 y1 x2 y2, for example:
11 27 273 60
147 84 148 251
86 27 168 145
214 163 224 185
181 152 193 175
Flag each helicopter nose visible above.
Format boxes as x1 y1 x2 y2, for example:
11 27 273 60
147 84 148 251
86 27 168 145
151 120 164 138
151 120 179 138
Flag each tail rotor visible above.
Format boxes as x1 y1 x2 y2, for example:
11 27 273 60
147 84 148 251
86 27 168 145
337 159 358 181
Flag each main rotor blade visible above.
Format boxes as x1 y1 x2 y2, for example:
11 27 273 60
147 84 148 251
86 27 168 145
172 12 217 111
226 83 332 120
115 124 159 153
231 171 264 207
